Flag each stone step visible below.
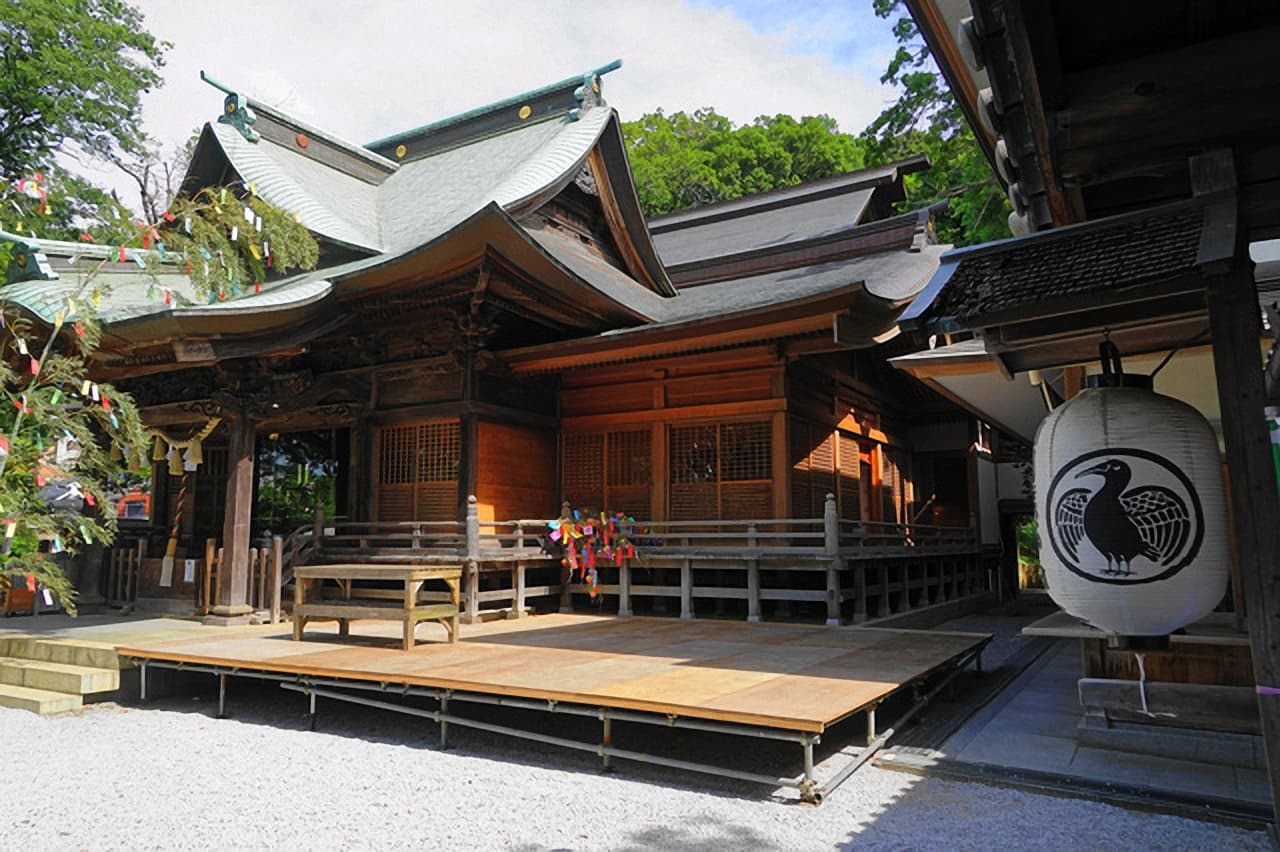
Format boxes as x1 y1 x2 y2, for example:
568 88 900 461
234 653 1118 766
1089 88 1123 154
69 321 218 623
0 683 83 715
0 636 121 670
0 657 119 695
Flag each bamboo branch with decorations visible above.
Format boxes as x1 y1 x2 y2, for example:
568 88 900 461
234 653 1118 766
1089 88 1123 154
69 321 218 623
159 183 318 302
0 275 148 614
0 173 318 613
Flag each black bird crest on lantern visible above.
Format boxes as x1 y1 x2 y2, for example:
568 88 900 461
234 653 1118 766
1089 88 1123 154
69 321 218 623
1046 447 1203 585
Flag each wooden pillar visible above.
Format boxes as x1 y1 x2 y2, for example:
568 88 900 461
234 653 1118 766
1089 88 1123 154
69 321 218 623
213 410 255 617
1208 260 1280 821
458 414 478 524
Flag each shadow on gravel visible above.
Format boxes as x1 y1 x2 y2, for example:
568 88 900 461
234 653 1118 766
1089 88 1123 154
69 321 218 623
124 670 809 805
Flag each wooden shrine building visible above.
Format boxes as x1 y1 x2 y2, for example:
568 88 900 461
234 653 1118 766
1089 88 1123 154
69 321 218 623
0 64 1002 625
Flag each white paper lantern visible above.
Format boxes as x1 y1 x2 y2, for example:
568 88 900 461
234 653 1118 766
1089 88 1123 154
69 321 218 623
1034 361 1228 636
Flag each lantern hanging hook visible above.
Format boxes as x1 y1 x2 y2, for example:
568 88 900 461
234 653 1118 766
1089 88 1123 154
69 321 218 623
1098 337 1124 387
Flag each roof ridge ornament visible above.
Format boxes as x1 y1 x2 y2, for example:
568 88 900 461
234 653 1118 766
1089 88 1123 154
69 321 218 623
201 70 260 143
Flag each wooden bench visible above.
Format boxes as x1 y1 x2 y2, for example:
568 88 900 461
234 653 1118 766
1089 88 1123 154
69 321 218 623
292 564 462 651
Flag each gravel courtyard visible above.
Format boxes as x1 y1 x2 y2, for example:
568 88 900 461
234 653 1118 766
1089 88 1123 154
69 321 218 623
5 677 1270 852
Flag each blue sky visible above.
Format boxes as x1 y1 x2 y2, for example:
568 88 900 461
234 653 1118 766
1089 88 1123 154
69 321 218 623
692 0 896 67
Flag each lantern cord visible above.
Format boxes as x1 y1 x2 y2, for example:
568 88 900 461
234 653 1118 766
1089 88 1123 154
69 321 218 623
1133 652 1178 718
1135 652 1151 716
1150 328 1211 378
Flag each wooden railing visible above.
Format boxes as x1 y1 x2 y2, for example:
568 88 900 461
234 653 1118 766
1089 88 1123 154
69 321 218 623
106 537 145 607
282 493 986 626
198 535 285 623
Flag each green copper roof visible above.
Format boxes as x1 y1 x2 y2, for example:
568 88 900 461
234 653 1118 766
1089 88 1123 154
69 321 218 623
366 60 622 152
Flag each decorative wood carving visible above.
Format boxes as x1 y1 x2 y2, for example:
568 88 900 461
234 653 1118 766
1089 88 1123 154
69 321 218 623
121 368 218 407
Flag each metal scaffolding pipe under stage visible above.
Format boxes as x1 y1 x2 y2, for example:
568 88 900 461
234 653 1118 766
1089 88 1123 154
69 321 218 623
122 613 989 803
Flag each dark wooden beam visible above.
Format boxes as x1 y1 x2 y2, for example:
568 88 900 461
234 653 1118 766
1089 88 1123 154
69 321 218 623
1004 0 1072 227
1056 26 1280 184
1208 259 1280 822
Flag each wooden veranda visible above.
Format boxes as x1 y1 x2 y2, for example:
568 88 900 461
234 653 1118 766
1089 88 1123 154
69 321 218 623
185 492 989 629
117 612 990 802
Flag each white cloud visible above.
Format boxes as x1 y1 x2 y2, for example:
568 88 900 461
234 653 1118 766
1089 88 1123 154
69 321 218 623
81 0 897 211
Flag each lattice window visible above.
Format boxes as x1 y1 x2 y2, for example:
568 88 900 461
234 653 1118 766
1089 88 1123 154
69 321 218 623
605 429 651 517
379 424 417 485
562 433 604 509
375 421 459 522
562 429 652 517
607 430 651 486
670 424 718 484
671 420 772 520
415 422 460 482
721 421 771 481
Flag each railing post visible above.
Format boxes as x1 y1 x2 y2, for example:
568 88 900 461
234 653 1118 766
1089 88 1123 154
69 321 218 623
618 558 632 617
558 502 574 614
513 561 526 618
215 547 224 608
746 523 761 623
464 496 481 623
823 494 839 558
270 535 283 624
878 561 890 617
680 559 694 620
852 560 868 623
202 538 216 615
312 503 324 543
512 522 527 619
824 493 841 626
248 547 259 609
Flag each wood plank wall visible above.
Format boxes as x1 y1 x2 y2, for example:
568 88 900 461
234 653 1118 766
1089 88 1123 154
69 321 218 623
556 346 930 523
475 420 557 522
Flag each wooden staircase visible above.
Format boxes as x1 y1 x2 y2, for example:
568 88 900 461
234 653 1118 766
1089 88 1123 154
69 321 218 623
0 634 122 715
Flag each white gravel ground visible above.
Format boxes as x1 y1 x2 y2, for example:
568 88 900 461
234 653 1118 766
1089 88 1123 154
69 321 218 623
4 681 1270 852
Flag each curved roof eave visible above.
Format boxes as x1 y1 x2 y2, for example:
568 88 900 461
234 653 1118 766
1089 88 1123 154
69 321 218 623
99 276 335 343
590 113 678 297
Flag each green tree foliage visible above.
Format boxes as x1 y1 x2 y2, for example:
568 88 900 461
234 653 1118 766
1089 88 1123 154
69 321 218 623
0 169 136 247
623 109 870 216
0 0 168 180
254 432 339 537
621 6 1010 247
865 0 1010 245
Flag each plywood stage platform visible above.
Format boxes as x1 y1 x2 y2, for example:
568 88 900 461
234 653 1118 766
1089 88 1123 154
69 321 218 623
116 613 989 734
